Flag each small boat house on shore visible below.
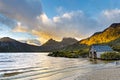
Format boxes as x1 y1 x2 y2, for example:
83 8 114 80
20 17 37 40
89 45 113 59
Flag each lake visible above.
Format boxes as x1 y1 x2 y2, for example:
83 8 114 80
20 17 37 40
0 53 119 80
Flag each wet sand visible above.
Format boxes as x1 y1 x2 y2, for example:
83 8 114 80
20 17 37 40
76 67 120 80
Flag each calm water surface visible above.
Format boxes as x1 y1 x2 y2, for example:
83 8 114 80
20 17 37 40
0 53 119 80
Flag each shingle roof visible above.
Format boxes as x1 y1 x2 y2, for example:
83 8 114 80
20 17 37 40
91 45 113 52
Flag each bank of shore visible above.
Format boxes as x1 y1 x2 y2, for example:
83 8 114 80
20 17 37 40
76 66 120 80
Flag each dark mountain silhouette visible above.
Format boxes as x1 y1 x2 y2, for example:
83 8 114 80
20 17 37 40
0 37 41 52
41 38 78 51
0 37 78 52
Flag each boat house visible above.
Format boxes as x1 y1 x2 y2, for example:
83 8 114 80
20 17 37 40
89 45 113 59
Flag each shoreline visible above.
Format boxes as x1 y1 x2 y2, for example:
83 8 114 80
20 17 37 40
75 66 120 80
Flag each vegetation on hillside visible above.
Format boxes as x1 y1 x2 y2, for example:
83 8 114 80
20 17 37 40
108 38 120 51
101 52 120 60
80 23 120 45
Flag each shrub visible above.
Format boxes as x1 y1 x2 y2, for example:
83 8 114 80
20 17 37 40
48 49 89 58
101 52 120 60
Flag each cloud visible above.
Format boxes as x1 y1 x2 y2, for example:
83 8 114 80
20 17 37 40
13 22 28 32
56 6 65 14
0 0 42 45
0 0 99 44
32 30 60 44
33 9 120 44
0 14 17 28
26 39 41 46
34 11 99 43
98 9 120 29
0 0 42 28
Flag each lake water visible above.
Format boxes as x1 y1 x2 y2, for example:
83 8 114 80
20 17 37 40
0 53 119 80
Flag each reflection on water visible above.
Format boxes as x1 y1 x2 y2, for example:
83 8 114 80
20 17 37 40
0 53 119 80
89 59 98 64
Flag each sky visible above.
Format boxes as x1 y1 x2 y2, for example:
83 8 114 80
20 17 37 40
0 0 120 45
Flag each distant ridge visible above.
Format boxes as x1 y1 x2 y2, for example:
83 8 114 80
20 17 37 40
0 37 17 42
41 37 78 51
0 37 41 52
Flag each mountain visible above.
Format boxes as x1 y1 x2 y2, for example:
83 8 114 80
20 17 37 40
0 37 78 52
61 38 78 46
0 37 41 52
80 23 120 45
42 38 59 47
41 38 78 51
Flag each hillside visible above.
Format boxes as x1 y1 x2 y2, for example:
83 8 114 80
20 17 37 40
80 23 120 45
108 38 120 51
0 37 41 52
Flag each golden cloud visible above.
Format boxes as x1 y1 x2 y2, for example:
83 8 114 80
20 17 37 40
32 30 61 44
13 26 28 32
13 22 28 32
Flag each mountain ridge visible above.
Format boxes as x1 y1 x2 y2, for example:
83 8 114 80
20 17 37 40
0 37 41 52
41 37 78 51
80 23 120 45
